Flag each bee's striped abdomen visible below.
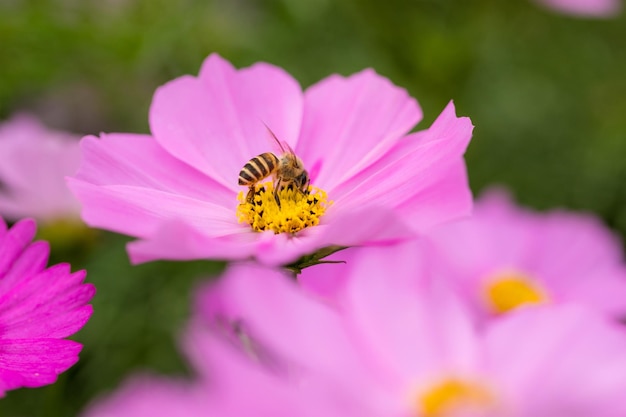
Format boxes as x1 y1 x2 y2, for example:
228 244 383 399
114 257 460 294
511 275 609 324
238 153 279 185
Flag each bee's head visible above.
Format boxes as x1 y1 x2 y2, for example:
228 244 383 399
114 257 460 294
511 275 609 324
295 170 310 192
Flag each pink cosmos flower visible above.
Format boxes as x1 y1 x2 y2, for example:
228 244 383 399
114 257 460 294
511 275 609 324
67 53 473 266
425 188 626 320
0 215 95 396
533 0 621 17
0 114 82 223
83 261 626 416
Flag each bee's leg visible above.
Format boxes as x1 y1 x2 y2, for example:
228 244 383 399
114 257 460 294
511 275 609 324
273 188 282 208
302 177 311 195
273 179 282 208
246 185 256 204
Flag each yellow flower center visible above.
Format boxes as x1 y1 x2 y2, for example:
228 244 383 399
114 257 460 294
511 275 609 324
236 181 331 234
418 378 493 417
36 217 97 250
483 271 549 314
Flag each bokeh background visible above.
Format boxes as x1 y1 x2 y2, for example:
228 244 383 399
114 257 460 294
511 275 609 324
1 0 625 415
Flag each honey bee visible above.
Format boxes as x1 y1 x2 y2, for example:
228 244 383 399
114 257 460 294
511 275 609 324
238 125 309 207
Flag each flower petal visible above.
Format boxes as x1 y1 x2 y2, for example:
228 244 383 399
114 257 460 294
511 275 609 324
72 133 233 206
68 181 238 240
127 205 416 267
0 241 49 292
330 101 473 233
0 266 94 339
534 0 621 17
195 264 369 384
298 69 422 190
0 218 36 279
126 220 258 264
82 374 210 417
0 114 81 221
0 338 82 394
335 242 481 382
149 54 304 190
486 306 626 416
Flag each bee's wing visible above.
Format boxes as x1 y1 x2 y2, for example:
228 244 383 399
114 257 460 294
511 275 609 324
262 122 295 156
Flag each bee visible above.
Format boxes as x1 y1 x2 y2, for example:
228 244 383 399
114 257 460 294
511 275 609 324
238 125 309 207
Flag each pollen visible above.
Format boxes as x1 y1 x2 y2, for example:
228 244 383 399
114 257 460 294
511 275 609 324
418 378 493 417
236 181 331 234
483 270 549 314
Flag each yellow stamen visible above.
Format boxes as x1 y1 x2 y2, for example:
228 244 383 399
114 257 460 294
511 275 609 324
236 181 331 234
418 378 493 417
483 271 549 314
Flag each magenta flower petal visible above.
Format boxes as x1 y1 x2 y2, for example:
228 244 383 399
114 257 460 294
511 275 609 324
0 216 94 396
533 0 621 17
150 54 304 189
0 114 82 222
0 338 82 392
0 218 37 278
297 69 422 190
70 54 473 265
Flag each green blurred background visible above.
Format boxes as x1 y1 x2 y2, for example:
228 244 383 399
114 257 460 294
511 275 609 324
1 0 625 415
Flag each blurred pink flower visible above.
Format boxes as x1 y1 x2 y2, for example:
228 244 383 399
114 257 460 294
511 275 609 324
533 0 621 17
84 262 626 416
0 114 82 223
0 216 95 397
426 188 626 320
67 53 473 266
83 375 212 417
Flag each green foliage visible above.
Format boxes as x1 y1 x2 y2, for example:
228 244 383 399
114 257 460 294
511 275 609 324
1 0 625 415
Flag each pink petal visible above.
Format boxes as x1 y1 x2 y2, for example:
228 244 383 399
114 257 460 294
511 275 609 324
68 180 238 239
195 264 370 384
298 69 422 190
534 0 621 17
336 242 481 382
126 220 258 264
149 53 304 190
82 375 210 417
564 265 626 317
486 306 626 416
297 249 356 298
395 159 472 233
330 101 473 233
183 328 309 416
73 133 233 206
0 114 81 221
